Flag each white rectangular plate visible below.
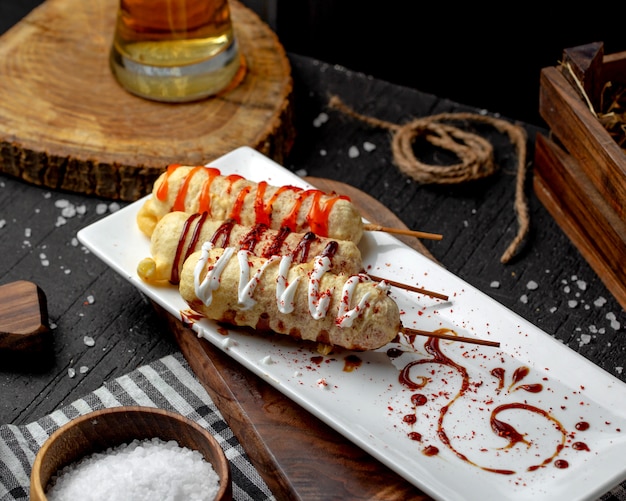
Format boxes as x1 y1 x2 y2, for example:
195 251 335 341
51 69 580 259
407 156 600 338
78 146 626 501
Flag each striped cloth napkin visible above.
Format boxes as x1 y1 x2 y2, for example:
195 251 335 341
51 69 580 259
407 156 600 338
0 352 274 501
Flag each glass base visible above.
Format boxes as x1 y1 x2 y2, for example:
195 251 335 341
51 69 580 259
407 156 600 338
109 38 241 103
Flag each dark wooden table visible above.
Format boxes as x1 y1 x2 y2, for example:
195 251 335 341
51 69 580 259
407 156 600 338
1 1 625 499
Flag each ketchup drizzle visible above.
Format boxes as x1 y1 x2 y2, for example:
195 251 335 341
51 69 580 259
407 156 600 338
156 163 181 201
156 165 351 237
229 185 251 223
198 167 220 214
173 166 204 211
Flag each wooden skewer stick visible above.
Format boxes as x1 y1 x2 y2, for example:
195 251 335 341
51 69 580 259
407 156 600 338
369 274 449 301
402 327 501 348
363 223 443 241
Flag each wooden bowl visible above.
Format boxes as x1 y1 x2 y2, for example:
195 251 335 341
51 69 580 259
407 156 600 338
30 406 232 501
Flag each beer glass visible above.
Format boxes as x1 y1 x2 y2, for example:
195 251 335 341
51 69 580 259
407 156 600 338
109 0 242 102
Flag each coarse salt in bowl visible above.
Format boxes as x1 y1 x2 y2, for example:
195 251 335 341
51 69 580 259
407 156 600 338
30 406 231 501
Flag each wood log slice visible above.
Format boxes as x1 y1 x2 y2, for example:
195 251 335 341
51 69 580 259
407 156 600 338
0 0 294 201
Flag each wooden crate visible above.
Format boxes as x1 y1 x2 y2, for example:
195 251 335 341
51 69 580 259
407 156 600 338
535 42 626 310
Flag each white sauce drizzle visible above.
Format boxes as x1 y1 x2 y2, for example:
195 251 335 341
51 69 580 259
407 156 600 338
275 255 301 314
336 274 373 327
308 255 334 319
193 246 382 326
194 242 234 306
237 250 280 310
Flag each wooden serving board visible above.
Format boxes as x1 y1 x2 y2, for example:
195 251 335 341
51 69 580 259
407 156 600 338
0 0 293 201
155 178 435 500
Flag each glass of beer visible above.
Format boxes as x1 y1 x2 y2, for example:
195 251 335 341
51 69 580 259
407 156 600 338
109 0 242 102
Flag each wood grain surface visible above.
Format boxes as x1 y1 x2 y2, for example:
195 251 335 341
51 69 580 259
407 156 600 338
0 280 51 353
0 0 294 201
159 177 432 500
539 61 626 220
534 134 626 310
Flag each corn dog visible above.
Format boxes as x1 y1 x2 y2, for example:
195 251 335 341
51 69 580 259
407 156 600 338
179 243 400 351
138 211 364 284
136 164 364 243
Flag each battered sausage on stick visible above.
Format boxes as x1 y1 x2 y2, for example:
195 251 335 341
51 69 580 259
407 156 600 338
178 243 401 351
138 211 363 284
136 164 364 243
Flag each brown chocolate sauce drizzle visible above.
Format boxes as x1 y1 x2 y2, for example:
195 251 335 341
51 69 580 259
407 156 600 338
263 226 291 258
171 213 344 285
210 219 236 248
396 330 570 475
343 354 362 372
240 224 270 252
171 212 208 284
290 231 317 264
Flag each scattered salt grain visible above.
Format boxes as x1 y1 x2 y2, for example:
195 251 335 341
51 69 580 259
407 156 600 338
594 296 607 307
24 228 31 238
549 306 557 313
294 168 307 177
363 141 376 152
67 368 76 378
526 280 538 290
108 202 121 213
46 437 220 501
348 145 360 158
0 219 5 229
55 216 67 227
83 336 95 347
520 294 528 304
95 203 108 215
85 295 95 304
61 205 76 218
579 334 592 346
616 367 623 375
319 149 327 156
312 112 329 127
576 280 587 291
79 366 89 374
568 300 578 308
489 281 500 289
606 312 621 331
563 285 571 294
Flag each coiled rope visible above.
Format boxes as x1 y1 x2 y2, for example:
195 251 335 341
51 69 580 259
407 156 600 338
328 95 530 264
